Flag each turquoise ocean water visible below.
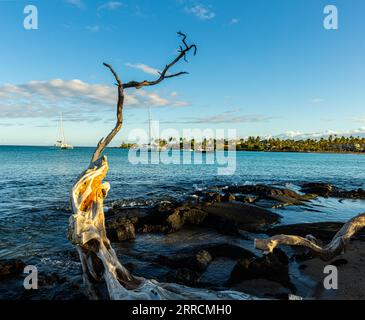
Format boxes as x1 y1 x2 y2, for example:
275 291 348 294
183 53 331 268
0 146 364 298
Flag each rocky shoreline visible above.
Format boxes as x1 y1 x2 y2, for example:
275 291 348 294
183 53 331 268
1 182 365 300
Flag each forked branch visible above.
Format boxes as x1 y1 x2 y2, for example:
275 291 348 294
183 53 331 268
89 32 197 165
255 213 365 261
123 31 197 89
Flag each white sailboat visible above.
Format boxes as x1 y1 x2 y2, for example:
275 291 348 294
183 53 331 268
55 113 74 150
133 107 165 152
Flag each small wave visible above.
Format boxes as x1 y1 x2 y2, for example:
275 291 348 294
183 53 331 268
192 184 203 191
40 256 81 269
111 198 155 208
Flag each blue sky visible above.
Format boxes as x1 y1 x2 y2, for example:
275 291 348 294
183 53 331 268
0 0 365 146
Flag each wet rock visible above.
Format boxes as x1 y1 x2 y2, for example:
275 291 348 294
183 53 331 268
195 189 238 203
109 220 136 242
348 188 365 199
331 258 348 267
107 190 286 239
156 243 255 287
168 268 201 286
235 195 257 204
137 203 208 234
174 205 208 226
268 188 307 200
157 250 212 273
202 192 221 203
268 195 304 207
221 193 236 202
157 243 254 272
106 201 207 238
202 202 281 234
228 249 295 292
106 209 141 241
158 243 256 287
224 184 316 208
301 183 335 197
195 250 214 270
227 185 314 200
155 201 181 214
136 209 174 234
165 211 184 232
0 259 25 278
266 222 365 242
301 182 365 199
107 192 285 239
205 243 255 260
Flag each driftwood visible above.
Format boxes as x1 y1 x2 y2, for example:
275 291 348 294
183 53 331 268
255 213 365 261
68 32 255 300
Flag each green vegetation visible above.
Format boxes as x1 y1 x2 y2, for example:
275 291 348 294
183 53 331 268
237 135 365 153
120 142 137 149
120 135 365 153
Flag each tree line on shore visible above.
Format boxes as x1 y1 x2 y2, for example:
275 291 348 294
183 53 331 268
120 135 365 153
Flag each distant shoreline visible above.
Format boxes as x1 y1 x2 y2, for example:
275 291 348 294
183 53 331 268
0 144 364 155
118 147 365 155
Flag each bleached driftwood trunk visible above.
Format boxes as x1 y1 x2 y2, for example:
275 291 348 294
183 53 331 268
69 156 255 299
255 213 365 261
68 33 256 300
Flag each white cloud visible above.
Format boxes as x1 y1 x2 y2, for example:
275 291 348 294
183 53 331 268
278 131 303 138
98 1 123 10
125 63 160 76
0 122 24 127
274 128 365 140
0 79 188 120
229 18 240 25
162 110 272 124
67 0 85 9
185 4 215 20
135 90 168 106
86 25 100 32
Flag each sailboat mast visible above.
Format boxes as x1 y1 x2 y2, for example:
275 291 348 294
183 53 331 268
60 113 66 143
148 107 152 146
55 112 73 149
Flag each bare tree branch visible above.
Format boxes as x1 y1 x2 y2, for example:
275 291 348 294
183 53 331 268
123 31 197 89
255 213 365 261
90 63 124 165
89 32 197 165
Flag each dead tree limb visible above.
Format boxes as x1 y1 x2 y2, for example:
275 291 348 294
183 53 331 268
255 213 365 261
69 33 256 300
122 31 196 90
89 32 196 165
90 63 124 165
